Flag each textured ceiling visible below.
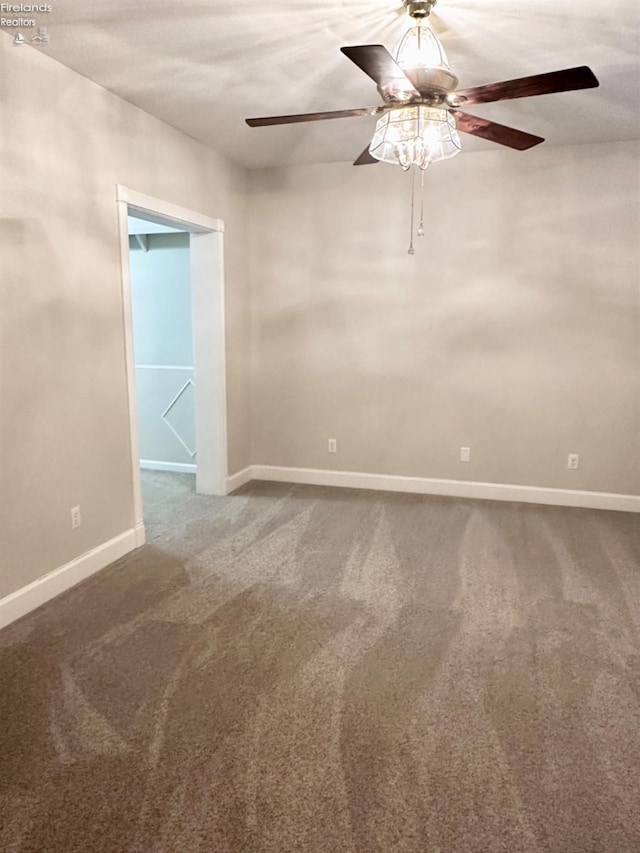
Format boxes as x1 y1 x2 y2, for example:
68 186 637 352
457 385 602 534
29 0 640 169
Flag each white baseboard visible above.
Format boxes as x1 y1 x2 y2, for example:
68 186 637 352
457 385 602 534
250 465 640 513
134 520 146 547
140 460 196 474
3 466 633 633
225 466 254 494
0 528 140 631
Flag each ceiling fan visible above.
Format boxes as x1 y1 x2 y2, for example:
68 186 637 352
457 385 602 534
246 0 599 170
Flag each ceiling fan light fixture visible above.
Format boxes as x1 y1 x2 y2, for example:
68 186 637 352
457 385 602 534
369 105 462 170
395 22 449 72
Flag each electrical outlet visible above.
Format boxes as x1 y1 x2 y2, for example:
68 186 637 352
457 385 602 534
71 506 81 529
460 447 471 463
328 438 337 453
568 453 579 470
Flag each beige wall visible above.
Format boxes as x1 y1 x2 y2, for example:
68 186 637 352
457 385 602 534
0 37 251 598
249 141 640 496
1 33 638 604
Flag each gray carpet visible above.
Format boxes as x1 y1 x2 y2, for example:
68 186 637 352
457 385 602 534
1 471 639 852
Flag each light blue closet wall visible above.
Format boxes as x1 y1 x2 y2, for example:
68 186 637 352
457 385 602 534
129 232 196 468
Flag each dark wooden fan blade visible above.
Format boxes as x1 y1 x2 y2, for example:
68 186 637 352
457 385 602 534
455 112 544 150
341 45 420 98
455 66 599 106
353 146 379 166
246 106 385 127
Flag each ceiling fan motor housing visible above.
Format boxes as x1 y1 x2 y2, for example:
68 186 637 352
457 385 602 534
403 0 437 19
377 68 459 108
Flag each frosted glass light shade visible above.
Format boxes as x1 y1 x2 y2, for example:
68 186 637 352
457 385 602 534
395 24 449 71
369 106 462 170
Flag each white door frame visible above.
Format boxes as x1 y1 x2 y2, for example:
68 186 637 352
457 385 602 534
116 185 228 545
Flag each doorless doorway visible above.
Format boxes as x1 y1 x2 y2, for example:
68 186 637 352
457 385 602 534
116 186 227 545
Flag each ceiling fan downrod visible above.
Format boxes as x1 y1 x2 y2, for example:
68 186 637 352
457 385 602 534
403 0 437 19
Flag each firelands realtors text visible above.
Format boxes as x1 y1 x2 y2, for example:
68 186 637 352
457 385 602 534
1 3 51 26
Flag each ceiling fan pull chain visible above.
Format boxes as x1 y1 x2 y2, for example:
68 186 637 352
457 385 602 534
408 166 416 255
418 168 426 237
